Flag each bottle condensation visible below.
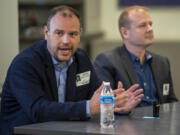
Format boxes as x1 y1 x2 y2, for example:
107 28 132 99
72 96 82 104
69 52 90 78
100 82 114 128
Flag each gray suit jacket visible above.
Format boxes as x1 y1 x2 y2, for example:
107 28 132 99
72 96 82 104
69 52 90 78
94 45 178 104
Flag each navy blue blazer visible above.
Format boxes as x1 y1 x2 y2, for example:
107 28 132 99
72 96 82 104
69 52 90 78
94 45 178 104
1 40 100 135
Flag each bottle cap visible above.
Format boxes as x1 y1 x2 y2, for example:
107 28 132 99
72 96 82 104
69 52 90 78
103 81 110 86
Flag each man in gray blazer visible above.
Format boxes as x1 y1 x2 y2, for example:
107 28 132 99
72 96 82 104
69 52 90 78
94 6 178 107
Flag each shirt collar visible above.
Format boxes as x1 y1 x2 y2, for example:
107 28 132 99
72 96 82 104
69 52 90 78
128 51 152 63
51 56 73 69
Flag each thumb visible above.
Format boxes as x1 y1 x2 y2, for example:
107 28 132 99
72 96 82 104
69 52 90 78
96 82 104 93
117 81 123 89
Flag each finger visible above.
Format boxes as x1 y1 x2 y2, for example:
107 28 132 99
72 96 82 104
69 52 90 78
130 98 142 108
114 97 127 106
117 81 123 89
113 88 125 95
133 89 143 97
114 107 124 112
127 84 139 93
121 100 139 113
114 106 131 113
96 83 104 93
114 93 128 106
134 94 144 100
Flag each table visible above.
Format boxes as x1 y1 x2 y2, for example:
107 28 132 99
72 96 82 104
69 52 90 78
14 102 180 135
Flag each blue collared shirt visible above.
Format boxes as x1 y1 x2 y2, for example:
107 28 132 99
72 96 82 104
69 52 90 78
52 56 91 117
52 57 73 103
129 52 158 106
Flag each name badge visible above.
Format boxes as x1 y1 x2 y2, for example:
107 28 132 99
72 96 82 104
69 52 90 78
76 71 91 87
163 83 170 96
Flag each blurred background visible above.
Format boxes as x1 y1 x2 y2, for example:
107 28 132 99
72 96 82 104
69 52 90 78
0 0 180 99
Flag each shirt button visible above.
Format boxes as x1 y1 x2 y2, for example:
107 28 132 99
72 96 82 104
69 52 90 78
141 69 143 72
146 96 149 99
144 82 147 86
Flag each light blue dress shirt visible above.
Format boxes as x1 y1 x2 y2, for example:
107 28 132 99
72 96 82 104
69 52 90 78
52 57 73 103
51 56 91 117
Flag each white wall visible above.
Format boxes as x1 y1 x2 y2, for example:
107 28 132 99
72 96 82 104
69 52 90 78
100 0 180 42
0 0 19 92
84 0 101 34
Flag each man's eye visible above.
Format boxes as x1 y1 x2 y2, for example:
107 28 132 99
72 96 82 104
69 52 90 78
55 31 64 36
139 24 146 27
70 32 79 37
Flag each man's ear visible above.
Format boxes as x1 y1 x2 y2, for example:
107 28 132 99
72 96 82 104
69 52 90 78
120 27 128 39
44 25 48 40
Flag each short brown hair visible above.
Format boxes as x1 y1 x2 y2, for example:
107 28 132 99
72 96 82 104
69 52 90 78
46 5 81 30
118 6 148 31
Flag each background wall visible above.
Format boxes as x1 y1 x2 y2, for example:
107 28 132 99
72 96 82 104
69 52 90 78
99 0 180 42
0 0 19 93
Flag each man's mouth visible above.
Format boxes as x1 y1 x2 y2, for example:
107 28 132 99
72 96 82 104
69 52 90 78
59 48 72 56
146 35 153 39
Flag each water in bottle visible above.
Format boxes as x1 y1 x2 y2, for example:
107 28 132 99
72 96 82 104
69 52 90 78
100 82 114 128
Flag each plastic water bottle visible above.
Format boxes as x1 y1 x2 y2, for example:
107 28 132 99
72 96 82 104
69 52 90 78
100 82 114 128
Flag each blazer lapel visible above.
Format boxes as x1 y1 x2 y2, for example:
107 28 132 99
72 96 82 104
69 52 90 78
45 64 58 101
150 55 162 99
44 47 58 101
66 61 77 101
120 46 137 85
34 40 58 101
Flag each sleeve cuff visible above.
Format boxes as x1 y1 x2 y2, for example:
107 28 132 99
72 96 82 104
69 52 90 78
86 100 91 118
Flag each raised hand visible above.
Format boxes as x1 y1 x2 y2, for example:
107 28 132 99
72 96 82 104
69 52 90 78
114 82 144 113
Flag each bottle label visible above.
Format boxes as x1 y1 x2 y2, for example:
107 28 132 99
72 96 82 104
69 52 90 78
100 96 114 104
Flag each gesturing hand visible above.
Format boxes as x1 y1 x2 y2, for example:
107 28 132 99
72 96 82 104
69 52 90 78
114 82 144 113
90 81 144 115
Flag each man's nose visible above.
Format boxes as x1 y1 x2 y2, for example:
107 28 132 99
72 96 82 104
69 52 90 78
147 25 153 32
62 34 70 44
